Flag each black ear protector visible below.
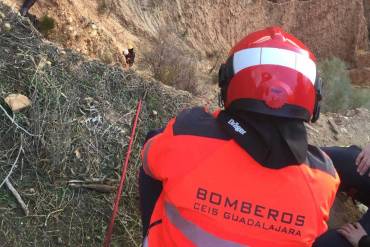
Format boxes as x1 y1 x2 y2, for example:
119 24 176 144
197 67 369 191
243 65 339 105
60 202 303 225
218 63 227 107
311 75 323 123
218 56 235 107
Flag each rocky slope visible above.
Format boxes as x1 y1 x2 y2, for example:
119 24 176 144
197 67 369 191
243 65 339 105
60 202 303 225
3 0 369 70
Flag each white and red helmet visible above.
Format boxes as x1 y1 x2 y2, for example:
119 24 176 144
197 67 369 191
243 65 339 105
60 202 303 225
219 27 322 122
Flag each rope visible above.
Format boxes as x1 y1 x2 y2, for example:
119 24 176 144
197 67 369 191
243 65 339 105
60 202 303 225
103 99 142 247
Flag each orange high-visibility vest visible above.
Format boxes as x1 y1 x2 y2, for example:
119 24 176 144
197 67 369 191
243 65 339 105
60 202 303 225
142 107 339 247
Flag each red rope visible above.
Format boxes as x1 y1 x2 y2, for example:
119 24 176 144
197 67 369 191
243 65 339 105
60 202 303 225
103 99 143 247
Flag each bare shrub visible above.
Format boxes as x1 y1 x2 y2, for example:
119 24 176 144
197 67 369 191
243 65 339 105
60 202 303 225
351 87 370 109
37 15 55 36
319 57 370 112
98 47 114 64
97 0 112 15
143 27 199 95
319 58 351 112
319 57 352 112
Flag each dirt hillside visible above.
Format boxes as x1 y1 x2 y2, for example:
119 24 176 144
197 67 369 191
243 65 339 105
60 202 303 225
4 0 370 87
3 0 369 68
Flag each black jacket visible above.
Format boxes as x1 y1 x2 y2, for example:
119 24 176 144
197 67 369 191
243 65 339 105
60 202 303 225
360 235 370 247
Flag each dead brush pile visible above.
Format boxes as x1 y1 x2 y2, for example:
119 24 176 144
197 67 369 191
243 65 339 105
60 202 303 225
0 3 192 246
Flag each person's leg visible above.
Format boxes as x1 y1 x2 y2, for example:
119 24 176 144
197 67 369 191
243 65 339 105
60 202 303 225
359 211 370 233
20 0 38 16
322 146 370 206
313 211 370 247
139 167 162 238
313 229 353 247
139 129 164 238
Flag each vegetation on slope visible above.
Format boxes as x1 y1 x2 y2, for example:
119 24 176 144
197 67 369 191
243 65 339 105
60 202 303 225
0 4 192 246
319 58 370 113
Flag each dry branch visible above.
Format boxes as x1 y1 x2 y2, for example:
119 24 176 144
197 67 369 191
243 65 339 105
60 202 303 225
0 103 39 137
5 179 29 216
0 143 22 189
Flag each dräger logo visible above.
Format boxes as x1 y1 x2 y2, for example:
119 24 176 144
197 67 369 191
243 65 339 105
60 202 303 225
228 119 247 135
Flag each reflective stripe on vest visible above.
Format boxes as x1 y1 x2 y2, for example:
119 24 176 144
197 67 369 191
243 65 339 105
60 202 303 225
143 236 149 247
165 202 247 247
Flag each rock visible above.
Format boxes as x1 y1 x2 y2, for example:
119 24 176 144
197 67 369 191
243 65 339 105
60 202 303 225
0 11 5 19
349 68 370 86
152 110 158 116
66 17 73 24
90 30 98 36
74 148 82 160
355 50 370 68
72 31 78 38
4 94 32 112
334 118 343 125
3 22 11 31
333 134 340 141
345 109 357 117
80 16 89 25
84 97 94 105
305 123 319 134
358 204 368 214
91 24 97 30
328 118 340 135
340 127 348 134
57 236 63 245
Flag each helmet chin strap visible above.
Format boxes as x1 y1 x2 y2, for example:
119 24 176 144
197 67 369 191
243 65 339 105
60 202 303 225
218 92 224 108
311 77 323 123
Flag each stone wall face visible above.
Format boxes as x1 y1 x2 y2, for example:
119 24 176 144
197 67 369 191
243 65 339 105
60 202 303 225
172 0 369 64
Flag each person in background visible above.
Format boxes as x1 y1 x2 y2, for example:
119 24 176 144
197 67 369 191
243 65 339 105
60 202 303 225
20 0 38 16
314 144 370 247
123 44 135 67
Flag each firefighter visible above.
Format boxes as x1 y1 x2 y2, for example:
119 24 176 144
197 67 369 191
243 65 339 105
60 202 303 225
139 27 340 246
20 0 38 16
